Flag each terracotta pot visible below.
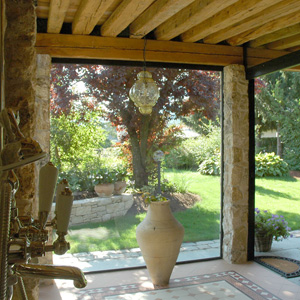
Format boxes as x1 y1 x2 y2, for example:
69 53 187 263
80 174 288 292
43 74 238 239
94 183 114 197
255 233 273 252
114 181 127 195
136 200 184 287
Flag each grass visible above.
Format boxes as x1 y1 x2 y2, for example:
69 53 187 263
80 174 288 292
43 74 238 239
67 169 221 253
66 170 300 253
255 176 300 230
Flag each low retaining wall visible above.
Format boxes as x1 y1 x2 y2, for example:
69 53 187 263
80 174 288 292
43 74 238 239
51 194 133 227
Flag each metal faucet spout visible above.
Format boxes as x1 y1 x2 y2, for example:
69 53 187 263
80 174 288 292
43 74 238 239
13 263 87 288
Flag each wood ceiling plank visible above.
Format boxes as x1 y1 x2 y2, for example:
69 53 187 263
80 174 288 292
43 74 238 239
47 0 71 33
154 0 238 41
72 0 118 34
227 8 300 46
129 0 194 39
36 33 289 68
181 0 283 43
266 33 300 50
287 46 300 52
249 24 300 48
100 0 155 37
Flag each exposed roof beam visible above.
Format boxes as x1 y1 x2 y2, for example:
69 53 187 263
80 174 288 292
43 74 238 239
47 0 71 33
35 33 289 68
129 0 194 39
288 46 300 52
182 0 283 43
72 0 117 35
249 24 300 48
228 8 300 46
100 0 155 37
266 33 300 50
246 49 300 79
154 0 238 41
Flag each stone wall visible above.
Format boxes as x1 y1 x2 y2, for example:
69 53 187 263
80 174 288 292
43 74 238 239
5 1 40 299
223 64 249 264
5 0 37 217
52 195 134 227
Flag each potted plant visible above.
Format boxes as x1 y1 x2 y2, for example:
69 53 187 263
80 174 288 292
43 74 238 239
114 166 128 195
136 193 184 287
93 168 116 197
255 208 292 252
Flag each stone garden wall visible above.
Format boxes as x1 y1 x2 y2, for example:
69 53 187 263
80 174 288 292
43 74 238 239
52 194 134 227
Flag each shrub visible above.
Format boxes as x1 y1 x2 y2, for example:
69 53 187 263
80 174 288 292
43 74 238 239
164 126 221 170
255 152 289 177
198 152 220 175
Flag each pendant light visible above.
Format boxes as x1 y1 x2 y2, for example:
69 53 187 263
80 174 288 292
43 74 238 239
129 38 160 115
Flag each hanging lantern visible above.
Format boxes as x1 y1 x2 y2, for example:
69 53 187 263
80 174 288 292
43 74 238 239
129 71 160 115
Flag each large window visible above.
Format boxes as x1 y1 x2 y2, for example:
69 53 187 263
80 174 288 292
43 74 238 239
50 63 223 272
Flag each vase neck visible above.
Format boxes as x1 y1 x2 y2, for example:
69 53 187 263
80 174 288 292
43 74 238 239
147 201 173 220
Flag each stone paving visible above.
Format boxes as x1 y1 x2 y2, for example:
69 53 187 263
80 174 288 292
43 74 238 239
53 231 300 274
53 240 221 272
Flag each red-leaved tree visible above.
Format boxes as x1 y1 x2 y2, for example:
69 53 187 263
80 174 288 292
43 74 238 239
51 64 220 188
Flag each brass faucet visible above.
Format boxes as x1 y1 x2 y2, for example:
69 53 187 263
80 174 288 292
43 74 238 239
13 264 87 289
0 109 88 300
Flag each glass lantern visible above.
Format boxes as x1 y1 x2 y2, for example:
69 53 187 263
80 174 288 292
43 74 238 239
129 71 160 115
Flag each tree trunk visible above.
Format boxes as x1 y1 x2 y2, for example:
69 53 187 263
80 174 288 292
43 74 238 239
130 134 148 188
277 124 282 157
128 115 151 188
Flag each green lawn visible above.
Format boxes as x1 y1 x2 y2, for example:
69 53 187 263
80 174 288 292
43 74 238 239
67 170 300 253
255 176 300 230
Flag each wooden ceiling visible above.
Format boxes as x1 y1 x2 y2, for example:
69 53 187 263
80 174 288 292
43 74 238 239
36 0 300 70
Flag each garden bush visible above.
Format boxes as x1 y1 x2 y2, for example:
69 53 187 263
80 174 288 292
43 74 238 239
164 126 221 169
198 152 220 175
255 152 289 177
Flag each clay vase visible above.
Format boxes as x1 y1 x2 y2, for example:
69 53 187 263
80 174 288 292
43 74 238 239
94 183 114 197
114 181 127 195
136 200 184 287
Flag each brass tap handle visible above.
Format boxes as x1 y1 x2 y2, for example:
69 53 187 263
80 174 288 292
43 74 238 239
13 263 87 289
52 232 70 255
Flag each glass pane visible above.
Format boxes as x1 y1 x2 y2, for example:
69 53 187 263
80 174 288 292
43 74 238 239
50 63 222 272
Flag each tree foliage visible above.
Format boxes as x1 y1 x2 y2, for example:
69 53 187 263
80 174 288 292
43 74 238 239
255 71 300 170
50 101 107 190
51 64 220 187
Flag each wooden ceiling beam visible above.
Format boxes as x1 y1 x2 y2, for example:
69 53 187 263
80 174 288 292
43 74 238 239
227 8 300 46
266 33 300 50
182 0 283 43
47 0 71 33
129 0 194 39
72 0 117 35
36 33 289 68
100 0 155 37
249 24 300 48
204 0 299 45
246 49 300 79
154 0 238 41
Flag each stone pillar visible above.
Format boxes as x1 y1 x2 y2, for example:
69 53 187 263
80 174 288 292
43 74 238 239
35 54 51 157
223 65 249 264
35 54 53 281
5 1 39 299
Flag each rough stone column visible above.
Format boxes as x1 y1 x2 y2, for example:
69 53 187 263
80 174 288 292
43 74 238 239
35 54 51 158
223 64 249 264
35 54 53 282
5 1 39 299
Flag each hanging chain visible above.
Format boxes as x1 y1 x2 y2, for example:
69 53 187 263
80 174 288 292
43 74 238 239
143 37 147 73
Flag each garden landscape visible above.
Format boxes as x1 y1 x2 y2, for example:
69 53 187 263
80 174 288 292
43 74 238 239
50 65 300 258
